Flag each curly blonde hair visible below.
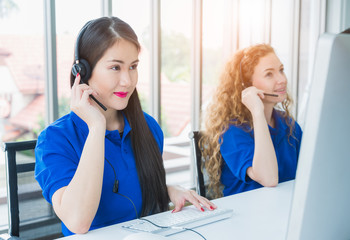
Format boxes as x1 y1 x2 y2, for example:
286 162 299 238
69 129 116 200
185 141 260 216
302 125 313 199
200 44 295 198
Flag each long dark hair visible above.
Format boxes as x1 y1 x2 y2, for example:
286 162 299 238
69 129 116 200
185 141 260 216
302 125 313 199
70 16 169 216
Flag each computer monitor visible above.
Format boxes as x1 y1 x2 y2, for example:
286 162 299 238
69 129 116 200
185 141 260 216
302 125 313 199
286 33 350 239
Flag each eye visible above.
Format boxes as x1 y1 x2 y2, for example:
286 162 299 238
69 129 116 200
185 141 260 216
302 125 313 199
280 68 285 73
129 64 138 70
265 72 273 77
111 65 121 71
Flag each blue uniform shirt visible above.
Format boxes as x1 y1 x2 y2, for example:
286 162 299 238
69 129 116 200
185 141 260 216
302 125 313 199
35 111 163 236
220 109 302 196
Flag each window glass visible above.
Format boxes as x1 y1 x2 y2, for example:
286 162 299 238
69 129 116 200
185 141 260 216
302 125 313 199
297 0 322 127
0 0 44 230
270 0 294 98
160 0 192 139
202 0 269 122
202 0 226 114
0 0 45 142
160 0 192 186
238 0 267 48
55 0 101 119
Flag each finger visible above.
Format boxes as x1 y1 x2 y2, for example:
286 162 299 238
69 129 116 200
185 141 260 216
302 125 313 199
71 74 80 100
91 90 99 98
75 84 91 102
73 73 81 87
77 84 91 92
258 91 265 99
196 196 217 210
81 89 93 104
241 89 248 99
242 86 254 97
172 200 185 213
189 191 213 210
186 192 204 212
171 205 182 213
256 88 265 98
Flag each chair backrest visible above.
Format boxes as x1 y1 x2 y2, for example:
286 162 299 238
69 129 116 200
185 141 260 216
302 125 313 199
1 140 62 239
189 131 206 197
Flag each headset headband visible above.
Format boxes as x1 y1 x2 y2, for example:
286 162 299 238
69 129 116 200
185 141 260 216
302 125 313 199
74 20 93 63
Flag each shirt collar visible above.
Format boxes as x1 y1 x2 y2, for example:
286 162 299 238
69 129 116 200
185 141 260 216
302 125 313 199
269 109 289 144
70 111 132 139
272 109 288 132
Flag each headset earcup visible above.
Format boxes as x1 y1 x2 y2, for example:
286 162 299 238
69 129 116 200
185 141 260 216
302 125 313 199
71 59 91 84
79 59 92 83
71 63 80 77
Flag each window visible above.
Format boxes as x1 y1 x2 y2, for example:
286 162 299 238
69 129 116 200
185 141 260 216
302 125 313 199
0 0 45 229
0 0 45 231
0 0 45 142
55 0 102 118
0 0 345 233
202 0 226 110
112 0 151 112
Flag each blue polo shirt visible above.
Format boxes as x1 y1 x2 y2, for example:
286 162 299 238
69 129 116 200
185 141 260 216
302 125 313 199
220 109 302 196
34 111 163 236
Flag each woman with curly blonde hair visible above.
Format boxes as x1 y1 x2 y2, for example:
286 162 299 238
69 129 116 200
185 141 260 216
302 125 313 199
200 44 302 198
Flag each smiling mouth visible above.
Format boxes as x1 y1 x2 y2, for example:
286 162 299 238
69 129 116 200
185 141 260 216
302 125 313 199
114 92 128 98
275 88 286 93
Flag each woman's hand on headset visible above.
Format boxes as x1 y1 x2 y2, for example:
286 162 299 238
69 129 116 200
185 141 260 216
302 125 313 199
241 86 265 117
70 74 106 129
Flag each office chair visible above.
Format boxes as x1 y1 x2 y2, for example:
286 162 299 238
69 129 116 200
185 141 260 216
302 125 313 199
1 140 62 240
189 131 206 197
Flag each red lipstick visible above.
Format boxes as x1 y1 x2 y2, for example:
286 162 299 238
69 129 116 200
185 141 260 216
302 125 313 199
114 92 128 98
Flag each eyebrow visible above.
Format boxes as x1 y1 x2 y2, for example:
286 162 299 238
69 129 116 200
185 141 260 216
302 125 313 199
107 59 139 64
263 64 284 72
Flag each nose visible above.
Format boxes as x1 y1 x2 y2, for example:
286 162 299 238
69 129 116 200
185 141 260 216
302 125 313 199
277 73 287 84
119 70 132 87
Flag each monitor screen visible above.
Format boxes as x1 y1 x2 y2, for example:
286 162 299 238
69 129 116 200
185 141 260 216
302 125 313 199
286 33 350 239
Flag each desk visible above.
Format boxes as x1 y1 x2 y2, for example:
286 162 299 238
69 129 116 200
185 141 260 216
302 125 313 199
58 180 294 240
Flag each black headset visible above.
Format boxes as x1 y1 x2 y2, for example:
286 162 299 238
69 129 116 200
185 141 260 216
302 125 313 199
71 20 107 111
71 21 93 84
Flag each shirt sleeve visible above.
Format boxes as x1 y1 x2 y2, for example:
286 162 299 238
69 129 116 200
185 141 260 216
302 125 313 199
220 125 255 183
34 125 81 204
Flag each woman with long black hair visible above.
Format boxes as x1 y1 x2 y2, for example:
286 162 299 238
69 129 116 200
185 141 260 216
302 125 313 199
35 16 215 236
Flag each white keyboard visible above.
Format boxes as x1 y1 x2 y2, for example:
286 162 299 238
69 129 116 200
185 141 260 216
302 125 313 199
121 206 233 236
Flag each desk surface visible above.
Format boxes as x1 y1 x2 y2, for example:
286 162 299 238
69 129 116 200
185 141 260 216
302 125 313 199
58 180 294 240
